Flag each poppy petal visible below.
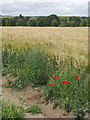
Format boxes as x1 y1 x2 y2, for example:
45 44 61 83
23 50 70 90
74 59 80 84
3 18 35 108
61 80 67 84
54 78 57 81
76 76 79 80
53 74 57 77
50 83 54 86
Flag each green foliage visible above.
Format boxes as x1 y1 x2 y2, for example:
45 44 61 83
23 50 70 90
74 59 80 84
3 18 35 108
2 15 88 27
44 62 88 119
2 67 7 76
24 105 42 114
8 18 17 26
66 21 79 27
88 17 90 27
15 46 53 88
5 18 10 26
25 16 30 22
59 21 67 27
27 18 37 26
2 101 25 119
51 19 59 27
7 79 12 85
80 18 88 27
59 16 69 24
46 14 59 26
25 47 52 86
0 99 2 119
36 17 46 26
2 18 6 26
2 46 53 90
2 46 27 77
2 44 88 119
16 19 27 26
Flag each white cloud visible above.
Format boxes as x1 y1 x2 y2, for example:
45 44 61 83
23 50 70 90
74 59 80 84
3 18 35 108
1 0 89 16
1 0 89 3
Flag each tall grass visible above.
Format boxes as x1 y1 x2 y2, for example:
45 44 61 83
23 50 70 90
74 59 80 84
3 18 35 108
2 27 88 66
2 27 88 119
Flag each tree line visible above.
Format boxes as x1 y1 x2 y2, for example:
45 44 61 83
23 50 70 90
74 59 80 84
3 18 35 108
1 14 89 27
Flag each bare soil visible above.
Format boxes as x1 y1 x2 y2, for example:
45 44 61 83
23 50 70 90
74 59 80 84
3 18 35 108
1 75 88 119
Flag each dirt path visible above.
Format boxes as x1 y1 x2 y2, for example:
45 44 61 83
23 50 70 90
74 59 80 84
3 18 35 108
1 75 88 118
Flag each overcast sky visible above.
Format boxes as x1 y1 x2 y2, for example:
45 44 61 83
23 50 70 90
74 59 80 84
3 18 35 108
0 0 89 16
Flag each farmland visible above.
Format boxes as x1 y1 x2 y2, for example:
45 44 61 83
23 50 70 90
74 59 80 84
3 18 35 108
2 27 88 119
2 27 88 66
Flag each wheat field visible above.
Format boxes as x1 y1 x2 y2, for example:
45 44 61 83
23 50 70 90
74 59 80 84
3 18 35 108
2 27 88 67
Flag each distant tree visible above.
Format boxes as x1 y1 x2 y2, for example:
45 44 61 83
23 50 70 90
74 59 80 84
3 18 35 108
51 19 59 26
59 16 69 23
69 16 81 26
69 21 77 27
2 18 6 26
0 18 1 26
45 14 59 26
25 16 30 22
19 14 24 19
59 21 67 27
80 17 86 20
16 19 27 26
2 14 88 27
66 21 70 27
14 16 18 19
8 18 17 26
27 18 37 26
36 17 46 26
5 18 10 26
69 16 76 21
88 17 90 27
80 18 88 27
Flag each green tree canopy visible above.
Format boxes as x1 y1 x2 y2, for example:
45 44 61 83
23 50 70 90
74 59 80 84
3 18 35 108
59 21 67 27
80 18 88 27
9 18 17 26
25 16 30 22
36 17 46 26
16 19 27 26
51 19 59 27
46 14 59 26
2 18 6 26
27 18 37 26
5 18 10 26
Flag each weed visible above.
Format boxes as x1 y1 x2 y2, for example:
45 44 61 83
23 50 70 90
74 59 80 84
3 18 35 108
2 101 25 119
24 105 42 115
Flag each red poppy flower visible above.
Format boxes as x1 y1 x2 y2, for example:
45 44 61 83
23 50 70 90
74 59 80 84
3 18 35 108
71 88 72 90
61 80 67 84
59 115 61 117
53 74 57 77
76 76 79 80
50 83 54 86
54 78 57 81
